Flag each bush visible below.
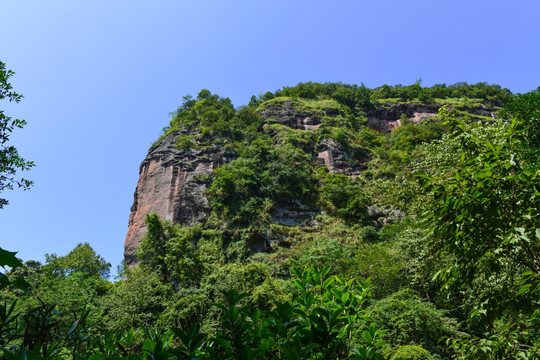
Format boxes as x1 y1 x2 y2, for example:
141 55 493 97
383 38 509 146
209 141 316 226
392 345 436 360
319 173 370 224
366 289 459 357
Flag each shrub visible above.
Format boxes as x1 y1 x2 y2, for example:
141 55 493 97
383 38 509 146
392 345 436 360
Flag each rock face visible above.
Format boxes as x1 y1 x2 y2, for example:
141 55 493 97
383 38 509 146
125 97 498 264
124 131 227 265
259 99 326 130
317 140 371 175
259 99 370 176
270 201 319 226
366 102 497 132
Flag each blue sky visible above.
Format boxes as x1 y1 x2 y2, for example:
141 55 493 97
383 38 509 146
1 0 539 276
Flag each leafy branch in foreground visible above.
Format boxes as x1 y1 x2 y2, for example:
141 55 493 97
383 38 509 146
0 61 34 209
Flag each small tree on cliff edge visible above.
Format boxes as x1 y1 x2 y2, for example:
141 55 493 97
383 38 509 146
0 61 34 209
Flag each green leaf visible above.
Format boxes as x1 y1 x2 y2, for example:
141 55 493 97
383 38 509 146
322 276 334 290
485 139 497 154
0 248 22 268
517 283 531 296
229 306 239 322
362 329 373 344
11 276 29 291
293 279 306 291
68 320 79 336
474 170 492 179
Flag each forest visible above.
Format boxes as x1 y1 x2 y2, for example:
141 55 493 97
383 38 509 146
1 65 540 359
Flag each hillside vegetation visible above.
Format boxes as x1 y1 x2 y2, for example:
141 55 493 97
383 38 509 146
1 82 539 359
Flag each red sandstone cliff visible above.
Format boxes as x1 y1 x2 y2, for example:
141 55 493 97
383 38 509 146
125 99 495 264
124 131 224 265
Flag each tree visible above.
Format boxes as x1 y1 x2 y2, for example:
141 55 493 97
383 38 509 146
208 140 316 226
44 242 111 279
136 214 203 287
0 61 34 209
366 289 459 357
100 265 171 330
502 89 540 170
319 173 370 224
418 102 540 358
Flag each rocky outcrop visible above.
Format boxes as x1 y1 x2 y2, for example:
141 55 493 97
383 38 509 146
317 140 371 175
270 201 319 226
124 131 228 265
259 99 371 176
259 99 340 130
366 103 439 132
367 205 406 228
366 102 497 132
259 100 323 130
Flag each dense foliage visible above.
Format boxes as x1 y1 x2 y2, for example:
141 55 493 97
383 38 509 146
1 81 538 359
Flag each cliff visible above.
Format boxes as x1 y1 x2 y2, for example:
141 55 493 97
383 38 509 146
124 131 226 264
124 84 503 265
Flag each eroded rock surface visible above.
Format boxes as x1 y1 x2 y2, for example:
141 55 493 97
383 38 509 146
124 131 226 265
258 99 340 130
366 102 497 132
317 140 371 175
270 201 319 226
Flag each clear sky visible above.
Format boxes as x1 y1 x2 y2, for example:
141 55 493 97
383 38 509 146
1 0 539 276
